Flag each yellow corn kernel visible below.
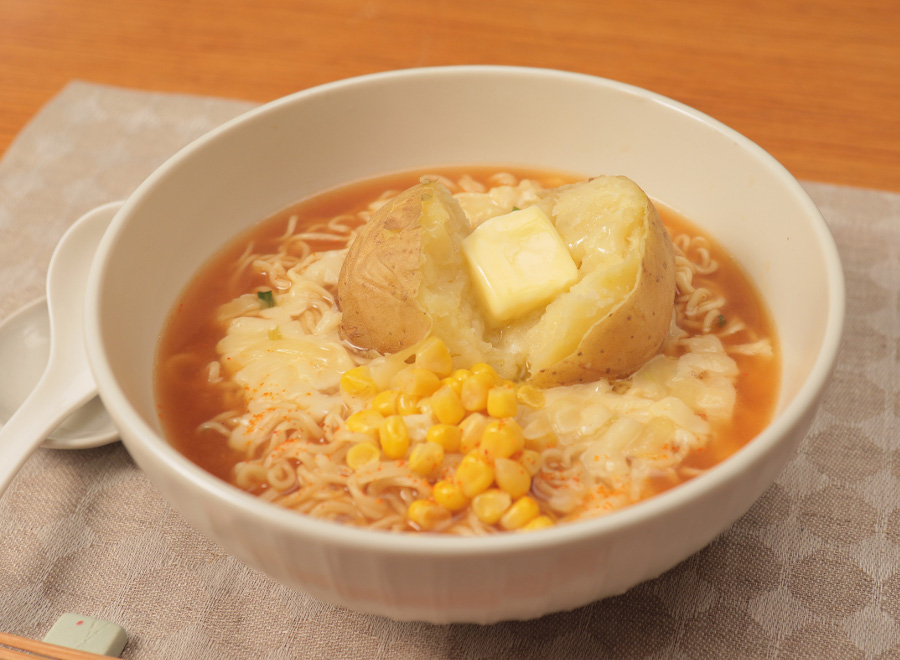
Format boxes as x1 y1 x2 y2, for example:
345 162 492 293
407 499 450 531
458 412 489 453
393 366 441 397
417 397 434 418
516 384 546 409
518 449 542 476
409 441 445 476
396 393 420 416
346 442 381 470
471 488 512 525
345 409 384 437
430 385 466 425
370 389 399 416
415 336 453 378
433 479 468 512
340 366 377 396
479 418 525 460
500 496 541 530
379 415 410 459
494 457 532 498
426 423 462 452
455 452 495 498
470 362 500 385
486 384 518 418
460 372 494 412
520 515 554 532
442 369 471 396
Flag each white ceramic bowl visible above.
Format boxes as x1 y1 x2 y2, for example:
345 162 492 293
84 66 844 624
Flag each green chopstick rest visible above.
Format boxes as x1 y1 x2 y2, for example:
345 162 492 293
43 613 128 657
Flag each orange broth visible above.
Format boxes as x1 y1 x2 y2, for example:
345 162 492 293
154 167 780 497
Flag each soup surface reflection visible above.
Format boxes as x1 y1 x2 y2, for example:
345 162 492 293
155 167 780 534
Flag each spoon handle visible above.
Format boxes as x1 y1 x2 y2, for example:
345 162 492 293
0 372 96 498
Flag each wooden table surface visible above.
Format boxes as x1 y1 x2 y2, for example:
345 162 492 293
1 0 898 192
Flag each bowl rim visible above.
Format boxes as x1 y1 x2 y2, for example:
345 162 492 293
85 64 846 557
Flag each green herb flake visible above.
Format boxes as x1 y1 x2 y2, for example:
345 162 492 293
257 290 276 308
717 313 726 328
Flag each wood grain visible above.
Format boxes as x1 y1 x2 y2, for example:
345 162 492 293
1 0 897 191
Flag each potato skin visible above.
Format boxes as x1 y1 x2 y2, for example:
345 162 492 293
338 184 432 353
529 192 676 387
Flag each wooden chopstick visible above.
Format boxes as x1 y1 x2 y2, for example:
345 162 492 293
0 631 116 660
0 645 37 660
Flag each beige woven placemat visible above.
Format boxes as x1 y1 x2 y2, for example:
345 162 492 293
0 81 898 659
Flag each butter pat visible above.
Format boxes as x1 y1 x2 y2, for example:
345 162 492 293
43 613 128 657
462 206 578 324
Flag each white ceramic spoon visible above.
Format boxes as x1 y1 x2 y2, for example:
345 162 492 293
0 202 122 497
0 297 117 448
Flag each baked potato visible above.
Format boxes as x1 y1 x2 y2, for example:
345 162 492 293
338 180 497 368
523 176 676 386
337 182 440 354
337 175 676 387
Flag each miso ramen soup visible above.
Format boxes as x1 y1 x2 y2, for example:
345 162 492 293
155 167 780 534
